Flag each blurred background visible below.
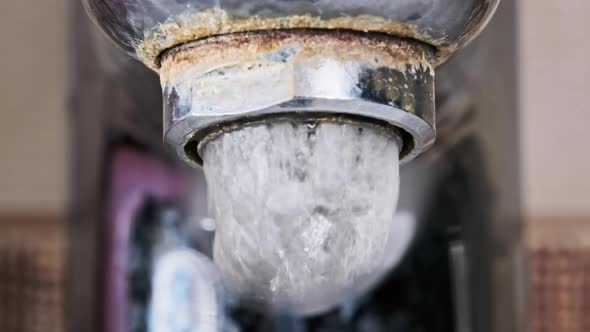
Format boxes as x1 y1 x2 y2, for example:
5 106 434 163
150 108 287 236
0 0 588 331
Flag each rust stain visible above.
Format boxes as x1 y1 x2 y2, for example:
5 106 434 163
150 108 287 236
137 8 454 71
159 30 435 84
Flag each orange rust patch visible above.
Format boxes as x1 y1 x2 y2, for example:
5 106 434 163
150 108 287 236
137 8 454 71
159 30 435 84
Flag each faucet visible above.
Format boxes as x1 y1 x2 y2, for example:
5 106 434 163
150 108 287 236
82 0 508 319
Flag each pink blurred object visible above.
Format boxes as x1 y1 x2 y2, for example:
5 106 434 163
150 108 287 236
105 148 187 332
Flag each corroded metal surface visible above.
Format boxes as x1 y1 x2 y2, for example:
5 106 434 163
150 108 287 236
159 30 434 79
160 31 436 166
139 9 440 70
84 0 499 69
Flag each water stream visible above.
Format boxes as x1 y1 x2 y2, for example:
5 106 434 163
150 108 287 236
203 120 401 314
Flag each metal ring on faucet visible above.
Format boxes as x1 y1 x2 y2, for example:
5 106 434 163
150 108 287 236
160 30 436 167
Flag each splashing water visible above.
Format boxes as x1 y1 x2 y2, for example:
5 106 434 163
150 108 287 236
203 120 401 315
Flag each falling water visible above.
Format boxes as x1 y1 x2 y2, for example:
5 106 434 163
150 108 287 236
203 120 401 314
